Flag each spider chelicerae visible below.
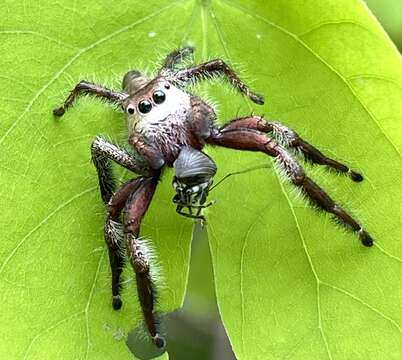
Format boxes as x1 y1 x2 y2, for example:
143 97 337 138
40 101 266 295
53 47 373 349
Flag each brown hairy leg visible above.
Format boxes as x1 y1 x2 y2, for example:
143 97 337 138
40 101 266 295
206 127 373 247
123 175 166 348
53 80 128 117
221 116 363 181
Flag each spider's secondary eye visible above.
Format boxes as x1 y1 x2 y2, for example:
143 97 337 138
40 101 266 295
138 100 152 114
152 90 166 104
126 104 135 114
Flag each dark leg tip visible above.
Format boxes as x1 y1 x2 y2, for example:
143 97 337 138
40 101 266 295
112 296 123 310
349 170 363 182
251 93 265 105
153 334 166 349
359 230 373 247
53 107 65 117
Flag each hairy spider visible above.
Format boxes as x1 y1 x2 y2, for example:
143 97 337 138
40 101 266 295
53 47 373 349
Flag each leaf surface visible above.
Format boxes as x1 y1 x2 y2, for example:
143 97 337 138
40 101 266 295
0 1 194 359
204 1 402 359
0 1 401 360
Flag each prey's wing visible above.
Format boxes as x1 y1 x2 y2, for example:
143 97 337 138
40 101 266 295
173 146 217 180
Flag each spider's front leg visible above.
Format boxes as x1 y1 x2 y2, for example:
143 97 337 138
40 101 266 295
91 136 153 202
123 175 166 348
206 126 373 247
53 80 128 117
104 177 146 310
90 136 155 310
173 59 264 105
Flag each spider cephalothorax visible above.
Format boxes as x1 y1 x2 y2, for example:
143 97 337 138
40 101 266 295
53 47 373 351
123 77 198 166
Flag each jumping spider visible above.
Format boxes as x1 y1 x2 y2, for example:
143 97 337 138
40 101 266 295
53 47 373 349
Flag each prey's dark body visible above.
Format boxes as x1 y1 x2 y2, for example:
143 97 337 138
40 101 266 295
53 47 373 350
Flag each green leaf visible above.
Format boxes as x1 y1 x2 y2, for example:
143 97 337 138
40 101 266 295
0 1 195 359
203 1 402 360
1 1 401 360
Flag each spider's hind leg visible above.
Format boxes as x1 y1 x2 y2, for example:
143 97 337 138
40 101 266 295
206 128 373 246
159 47 194 72
221 116 363 182
274 145 373 247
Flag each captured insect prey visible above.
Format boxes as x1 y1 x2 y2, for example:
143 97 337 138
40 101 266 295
172 146 217 220
53 47 373 351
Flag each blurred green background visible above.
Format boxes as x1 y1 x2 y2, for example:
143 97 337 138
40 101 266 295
141 1 401 359
366 0 402 51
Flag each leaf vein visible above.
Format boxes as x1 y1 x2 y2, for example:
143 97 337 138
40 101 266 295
0 30 78 50
84 249 106 360
276 180 333 360
373 242 402 264
23 311 84 360
321 282 402 333
220 0 402 160
0 187 97 275
297 19 380 39
0 1 182 147
210 5 333 358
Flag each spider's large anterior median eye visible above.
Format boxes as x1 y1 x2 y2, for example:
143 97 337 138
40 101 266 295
152 90 166 104
138 100 152 114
